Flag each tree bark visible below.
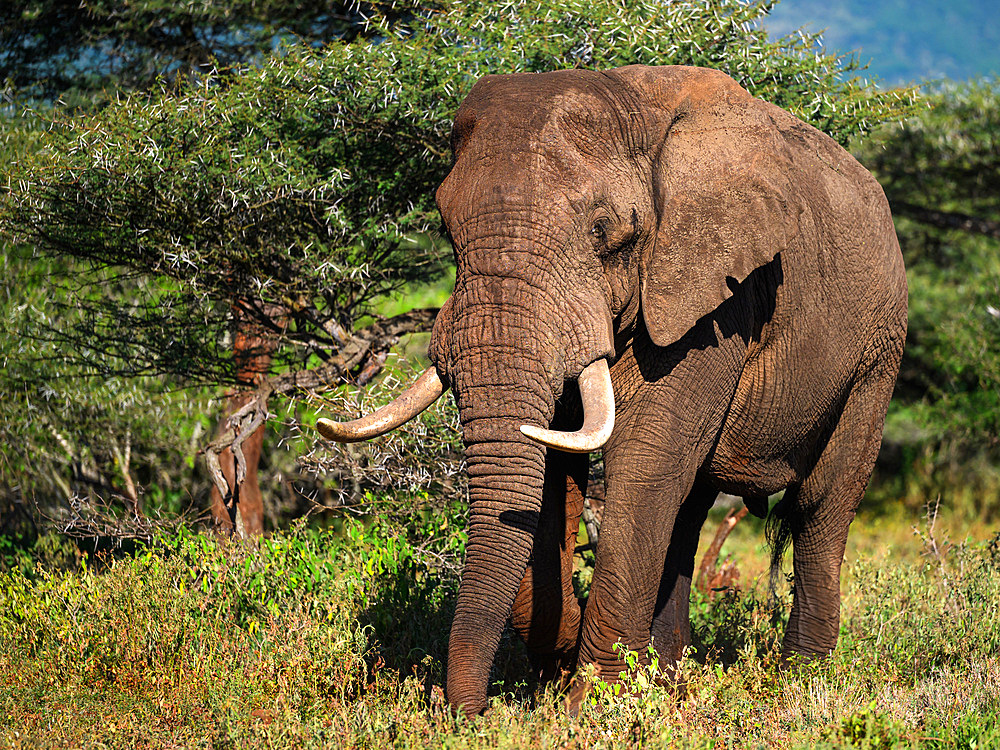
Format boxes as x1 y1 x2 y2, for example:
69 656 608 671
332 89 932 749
209 306 278 536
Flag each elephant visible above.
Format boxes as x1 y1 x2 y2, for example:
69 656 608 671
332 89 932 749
317 65 907 715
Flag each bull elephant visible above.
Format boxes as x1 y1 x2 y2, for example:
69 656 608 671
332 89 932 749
317 65 907 715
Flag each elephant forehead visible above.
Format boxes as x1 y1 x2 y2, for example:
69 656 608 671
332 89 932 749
436 148 590 235
439 72 646 232
461 69 608 118
456 70 643 156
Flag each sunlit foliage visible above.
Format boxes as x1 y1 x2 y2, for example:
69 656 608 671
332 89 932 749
858 81 1000 511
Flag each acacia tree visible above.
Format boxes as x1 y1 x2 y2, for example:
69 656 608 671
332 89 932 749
0 0 446 538
0 0 422 103
2 0 441 537
2 0 918 534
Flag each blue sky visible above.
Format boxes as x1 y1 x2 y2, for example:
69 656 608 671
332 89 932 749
763 0 1000 85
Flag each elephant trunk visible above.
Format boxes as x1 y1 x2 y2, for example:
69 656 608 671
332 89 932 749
434 256 616 712
444 348 555 714
446 434 547 713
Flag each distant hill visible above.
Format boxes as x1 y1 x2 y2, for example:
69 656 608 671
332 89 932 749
764 0 1000 85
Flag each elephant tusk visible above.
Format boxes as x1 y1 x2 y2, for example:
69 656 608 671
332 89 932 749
316 366 447 442
520 358 615 453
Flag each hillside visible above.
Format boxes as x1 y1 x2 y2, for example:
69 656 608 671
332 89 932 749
764 0 1000 85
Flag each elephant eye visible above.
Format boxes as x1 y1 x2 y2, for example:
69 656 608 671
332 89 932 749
591 220 608 243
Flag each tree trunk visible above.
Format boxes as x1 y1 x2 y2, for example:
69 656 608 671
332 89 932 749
209 392 267 536
209 305 277 536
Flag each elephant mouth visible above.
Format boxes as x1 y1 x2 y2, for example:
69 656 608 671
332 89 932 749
316 357 616 454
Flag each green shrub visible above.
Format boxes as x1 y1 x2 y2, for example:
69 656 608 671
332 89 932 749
841 531 1000 675
3 518 998 748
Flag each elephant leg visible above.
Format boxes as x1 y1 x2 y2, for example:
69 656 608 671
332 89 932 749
575 442 702 685
781 367 898 659
510 448 588 685
648 480 717 669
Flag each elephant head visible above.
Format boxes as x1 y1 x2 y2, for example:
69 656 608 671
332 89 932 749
317 65 801 713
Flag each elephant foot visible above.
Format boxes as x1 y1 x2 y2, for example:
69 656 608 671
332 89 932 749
778 645 828 671
530 647 579 689
563 668 679 717
564 674 592 717
658 666 691 700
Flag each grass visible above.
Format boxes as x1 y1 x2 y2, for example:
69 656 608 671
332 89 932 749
1 502 998 749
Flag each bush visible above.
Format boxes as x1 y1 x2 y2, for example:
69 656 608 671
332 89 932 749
2 513 998 748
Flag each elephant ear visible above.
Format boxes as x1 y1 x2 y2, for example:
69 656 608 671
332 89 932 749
614 66 801 347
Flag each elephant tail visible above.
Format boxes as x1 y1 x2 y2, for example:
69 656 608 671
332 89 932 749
763 492 795 606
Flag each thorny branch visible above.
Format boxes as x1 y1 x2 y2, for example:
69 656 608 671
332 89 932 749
696 505 749 596
203 308 438 532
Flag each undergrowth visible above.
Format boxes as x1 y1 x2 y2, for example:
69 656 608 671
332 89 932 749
1 510 998 748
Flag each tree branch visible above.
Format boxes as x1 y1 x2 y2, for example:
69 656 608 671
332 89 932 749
268 307 439 396
110 431 142 515
202 306 439 520
890 199 1000 240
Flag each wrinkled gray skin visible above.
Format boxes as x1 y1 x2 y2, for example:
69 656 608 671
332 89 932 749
417 65 907 714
